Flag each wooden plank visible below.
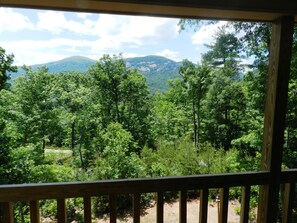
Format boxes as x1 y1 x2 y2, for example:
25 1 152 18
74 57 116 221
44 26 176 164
219 187 229 223
0 171 270 202
179 190 187 223
109 195 117 223
257 16 295 223
133 193 141 223
29 200 40 223
57 199 66 223
199 189 208 223
282 183 295 223
156 192 164 223
0 202 14 223
84 196 92 223
0 0 297 22
240 186 250 223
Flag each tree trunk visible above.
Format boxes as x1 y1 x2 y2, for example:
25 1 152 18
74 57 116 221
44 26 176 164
192 98 197 147
78 133 85 170
71 122 75 149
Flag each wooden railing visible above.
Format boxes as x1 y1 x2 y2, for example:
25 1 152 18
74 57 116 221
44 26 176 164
0 170 296 223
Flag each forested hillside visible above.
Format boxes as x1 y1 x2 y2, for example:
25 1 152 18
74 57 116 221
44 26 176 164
11 55 180 92
1 21 297 221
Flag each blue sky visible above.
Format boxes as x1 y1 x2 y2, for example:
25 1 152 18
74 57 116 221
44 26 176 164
0 7 229 66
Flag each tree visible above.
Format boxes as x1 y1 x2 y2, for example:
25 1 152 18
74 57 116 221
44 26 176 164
0 46 17 90
179 60 212 146
202 28 243 78
89 54 151 148
203 74 246 150
12 66 58 156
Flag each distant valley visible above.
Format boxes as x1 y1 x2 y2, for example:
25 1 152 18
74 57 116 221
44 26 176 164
12 55 181 92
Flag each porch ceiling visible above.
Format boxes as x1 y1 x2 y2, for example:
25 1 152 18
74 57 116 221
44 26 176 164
1 0 297 22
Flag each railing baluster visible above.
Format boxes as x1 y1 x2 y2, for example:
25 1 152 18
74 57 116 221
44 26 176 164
282 183 295 223
240 186 250 223
29 200 40 223
199 189 208 223
109 195 117 223
179 190 187 223
57 199 66 223
133 193 141 223
157 192 164 223
219 187 229 223
84 196 92 223
0 202 14 223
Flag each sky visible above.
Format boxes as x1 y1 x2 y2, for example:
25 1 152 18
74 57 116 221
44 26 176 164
0 7 229 66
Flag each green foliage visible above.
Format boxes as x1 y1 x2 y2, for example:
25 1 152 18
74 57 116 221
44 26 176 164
92 122 145 180
4 20 297 220
0 46 17 90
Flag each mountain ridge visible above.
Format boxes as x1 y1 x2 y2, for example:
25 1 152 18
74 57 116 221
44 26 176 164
11 55 181 92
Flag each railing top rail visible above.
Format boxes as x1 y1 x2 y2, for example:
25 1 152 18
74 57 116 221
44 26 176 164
0 171 271 202
1 169 296 202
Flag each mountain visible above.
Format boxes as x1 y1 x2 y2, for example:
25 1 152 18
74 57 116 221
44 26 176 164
126 56 180 92
11 55 181 92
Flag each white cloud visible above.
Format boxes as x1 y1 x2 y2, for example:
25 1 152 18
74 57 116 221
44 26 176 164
122 53 143 58
1 38 94 65
1 9 181 65
191 21 228 45
0 8 34 32
156 49 180 61
36 11 96 35
36 12 179 47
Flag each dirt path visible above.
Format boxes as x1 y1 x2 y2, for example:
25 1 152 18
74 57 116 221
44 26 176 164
95 200 241 223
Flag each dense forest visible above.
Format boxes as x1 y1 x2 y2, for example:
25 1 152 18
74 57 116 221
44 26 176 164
1 21 297 221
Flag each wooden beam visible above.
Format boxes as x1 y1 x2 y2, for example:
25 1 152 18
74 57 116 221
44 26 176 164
0 0 296 22
0 171 269 202
257 16 294 223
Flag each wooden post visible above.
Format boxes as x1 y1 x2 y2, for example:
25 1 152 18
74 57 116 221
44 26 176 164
257 16 294 223
0 202 14 223
57 199 67 223
240 186 250 223
199 189 208 223
29 200 40 223
179 190 187 223
156 192 164 223
133 193 141 223
84 196 92 223
282 183 295 223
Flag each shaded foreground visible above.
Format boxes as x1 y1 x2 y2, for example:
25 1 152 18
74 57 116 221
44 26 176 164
93 200 241 223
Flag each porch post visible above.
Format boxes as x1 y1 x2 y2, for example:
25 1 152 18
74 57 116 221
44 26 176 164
257 16 294 223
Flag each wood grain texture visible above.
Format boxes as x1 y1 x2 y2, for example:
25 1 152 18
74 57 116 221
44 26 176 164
219 187 229 223
282 183 295 223
257 16 294 223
